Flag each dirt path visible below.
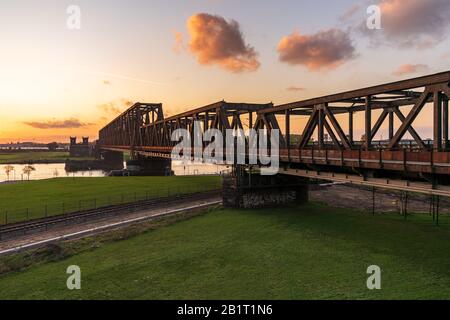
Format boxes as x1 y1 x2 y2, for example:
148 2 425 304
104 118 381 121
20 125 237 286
310 184 449 214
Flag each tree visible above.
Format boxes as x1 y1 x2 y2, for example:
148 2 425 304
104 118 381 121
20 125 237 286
4 165 14 181
22 165 36 180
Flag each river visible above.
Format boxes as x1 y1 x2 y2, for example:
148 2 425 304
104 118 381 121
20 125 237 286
0 161 227 183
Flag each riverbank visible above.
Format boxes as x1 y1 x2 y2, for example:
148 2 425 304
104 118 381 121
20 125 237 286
0 181 22 185
1 159 67 165
0 152 94 165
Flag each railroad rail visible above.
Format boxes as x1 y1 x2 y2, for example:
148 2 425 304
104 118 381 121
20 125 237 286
0 200 222 256
0 190 221 241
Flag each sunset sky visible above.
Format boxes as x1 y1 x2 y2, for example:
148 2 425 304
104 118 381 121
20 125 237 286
1 0 450 143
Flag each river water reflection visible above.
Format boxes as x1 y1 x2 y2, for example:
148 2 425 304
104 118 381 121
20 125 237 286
0 161 227 183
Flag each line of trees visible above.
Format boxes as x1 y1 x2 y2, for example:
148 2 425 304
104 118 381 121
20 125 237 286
3 165 36 181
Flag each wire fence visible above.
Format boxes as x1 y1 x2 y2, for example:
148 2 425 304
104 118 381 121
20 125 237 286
0 180 222 226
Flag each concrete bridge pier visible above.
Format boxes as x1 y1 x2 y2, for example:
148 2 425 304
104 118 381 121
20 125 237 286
102 151 124 170
126 156 172 176
223 166 309 208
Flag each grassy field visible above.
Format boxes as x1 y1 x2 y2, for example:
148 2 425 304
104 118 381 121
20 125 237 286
1 203 450 299
0 176 221 224
0 152 89 164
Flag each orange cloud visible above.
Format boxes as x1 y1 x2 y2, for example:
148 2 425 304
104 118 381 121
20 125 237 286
97 99 134 116
277 29 356 71
97 102 121 115
393 64 429 76
23 119 93 129
186 13 260 73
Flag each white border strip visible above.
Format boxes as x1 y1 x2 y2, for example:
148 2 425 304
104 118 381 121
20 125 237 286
0 200 221 256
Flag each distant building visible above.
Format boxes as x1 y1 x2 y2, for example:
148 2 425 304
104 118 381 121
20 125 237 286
69 137 92 157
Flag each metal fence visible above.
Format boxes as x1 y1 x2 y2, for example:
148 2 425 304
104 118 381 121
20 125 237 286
0 180 222 226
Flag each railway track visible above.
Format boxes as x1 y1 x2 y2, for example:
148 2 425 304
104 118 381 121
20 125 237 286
0 190 222 241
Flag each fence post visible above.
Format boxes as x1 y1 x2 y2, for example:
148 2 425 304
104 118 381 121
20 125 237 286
404 192 408 220
436 196 440 227
372 187 375 216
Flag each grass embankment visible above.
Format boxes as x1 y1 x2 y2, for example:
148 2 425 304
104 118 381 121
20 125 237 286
1 203 450 299
0 176 221 224
0 152 94 164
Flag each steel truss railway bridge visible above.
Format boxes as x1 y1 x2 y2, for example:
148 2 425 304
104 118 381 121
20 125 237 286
98 71 450 210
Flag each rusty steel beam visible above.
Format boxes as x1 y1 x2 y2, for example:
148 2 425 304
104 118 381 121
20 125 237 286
298 109 319 149
365 96 372 150
348 110 354 144
259 71 450 114
387 89 431 149
444 97 449 149
318 106 325 148
391 107 426 150
370 109 389 141
434 91 443 151
322 105 352 150
388 111 394 140
323 118 341 150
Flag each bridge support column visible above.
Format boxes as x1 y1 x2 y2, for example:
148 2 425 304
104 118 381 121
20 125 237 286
102 151 124 170
126 157 172 176
223 167 309 208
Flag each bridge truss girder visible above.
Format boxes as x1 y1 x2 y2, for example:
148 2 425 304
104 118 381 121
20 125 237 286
259 72 450 152
98 71 450 177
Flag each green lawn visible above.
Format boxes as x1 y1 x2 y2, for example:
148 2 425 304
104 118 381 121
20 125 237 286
1 203 450 299
0 176 221 224
0 152 82 164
